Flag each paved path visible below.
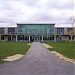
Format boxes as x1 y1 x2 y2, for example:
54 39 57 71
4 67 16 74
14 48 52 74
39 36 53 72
0 42 75 75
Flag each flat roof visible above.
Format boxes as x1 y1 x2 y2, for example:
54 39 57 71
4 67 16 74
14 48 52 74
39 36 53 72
0 23 17 27
55 24 75 27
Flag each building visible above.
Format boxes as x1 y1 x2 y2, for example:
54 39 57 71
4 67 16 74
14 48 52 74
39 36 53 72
55 27 75 41
0 23 75 42
17 24 55 42
0 27 17 41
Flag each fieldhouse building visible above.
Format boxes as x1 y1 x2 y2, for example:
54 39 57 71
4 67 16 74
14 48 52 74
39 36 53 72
0 23 75 42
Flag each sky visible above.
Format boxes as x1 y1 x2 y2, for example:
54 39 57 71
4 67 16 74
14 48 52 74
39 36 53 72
0 0 74 27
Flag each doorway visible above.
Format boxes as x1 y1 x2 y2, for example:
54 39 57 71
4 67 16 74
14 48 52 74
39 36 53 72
31 35 42 41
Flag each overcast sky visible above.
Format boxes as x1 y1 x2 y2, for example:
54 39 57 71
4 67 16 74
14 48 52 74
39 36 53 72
0 0 74 26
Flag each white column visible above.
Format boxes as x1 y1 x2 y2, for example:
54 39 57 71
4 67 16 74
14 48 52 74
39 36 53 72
0 35 1 40
16 35 17 42
54 35 56 42
74 36 75 41
29 35 30 42
71 35 72 41
42 35 43 42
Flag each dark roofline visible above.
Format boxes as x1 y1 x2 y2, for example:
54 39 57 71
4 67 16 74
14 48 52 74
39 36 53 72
17 23 55 25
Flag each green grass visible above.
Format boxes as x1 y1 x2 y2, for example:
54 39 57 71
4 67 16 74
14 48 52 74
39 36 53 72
44 42 75 59
0 42 30 63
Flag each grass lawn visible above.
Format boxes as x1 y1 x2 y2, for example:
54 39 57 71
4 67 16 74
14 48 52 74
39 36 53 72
0 42 30 63
44 42 75 59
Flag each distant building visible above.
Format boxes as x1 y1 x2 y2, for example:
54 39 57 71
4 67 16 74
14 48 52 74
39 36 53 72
0 23 75 42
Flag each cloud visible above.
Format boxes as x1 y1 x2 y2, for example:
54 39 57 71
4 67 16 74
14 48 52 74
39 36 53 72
0 0 74 25
21 0 38 6
47 0 74 9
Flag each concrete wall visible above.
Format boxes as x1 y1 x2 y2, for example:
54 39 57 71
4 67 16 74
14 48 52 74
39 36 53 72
4 36 8 41
4 27 17 34
15 28 17 34
74 27 75 34
4 27 8 34
55 27 75 35
64 28 67 34
61 36 69 41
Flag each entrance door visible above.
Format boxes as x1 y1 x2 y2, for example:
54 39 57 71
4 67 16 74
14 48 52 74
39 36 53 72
31 35 42 41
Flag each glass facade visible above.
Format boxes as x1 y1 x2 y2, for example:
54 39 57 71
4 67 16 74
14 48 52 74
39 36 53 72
17 24 55 34
17 24 55 41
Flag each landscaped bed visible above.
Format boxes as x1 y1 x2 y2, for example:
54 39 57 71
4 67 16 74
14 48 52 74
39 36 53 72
0 42 30 63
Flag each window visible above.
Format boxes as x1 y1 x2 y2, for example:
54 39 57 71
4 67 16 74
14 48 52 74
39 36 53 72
67 28 72 33
57 28 64 34
8 28 15 34
0 28 4 34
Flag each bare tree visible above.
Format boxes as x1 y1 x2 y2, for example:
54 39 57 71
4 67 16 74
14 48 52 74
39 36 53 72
69 16 75 34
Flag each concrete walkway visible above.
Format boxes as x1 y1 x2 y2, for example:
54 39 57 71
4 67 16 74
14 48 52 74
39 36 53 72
0 42 75 75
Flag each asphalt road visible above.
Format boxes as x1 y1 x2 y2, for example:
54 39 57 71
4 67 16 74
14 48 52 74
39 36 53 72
0 42 75 75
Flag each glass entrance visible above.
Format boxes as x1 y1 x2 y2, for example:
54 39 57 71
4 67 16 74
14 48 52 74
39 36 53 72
31 35 42 41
